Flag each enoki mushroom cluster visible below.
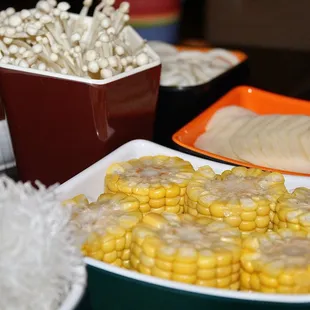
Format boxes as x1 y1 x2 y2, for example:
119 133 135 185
0 0 153 79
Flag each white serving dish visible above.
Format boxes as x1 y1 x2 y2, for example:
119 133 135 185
56 139 310 308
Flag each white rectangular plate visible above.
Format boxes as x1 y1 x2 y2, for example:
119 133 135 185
57 139 310 304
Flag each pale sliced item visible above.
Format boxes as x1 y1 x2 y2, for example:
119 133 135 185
231 116 270 166
268 115 294 163
206 105 257 131
300 123 310 162
246 115 277 166
273 115 310 173
277 115 304 159
256 115 294 170
195 115 254 160
285 115 310 159
259 115 289 162
257 115 310 173
195 105 256 160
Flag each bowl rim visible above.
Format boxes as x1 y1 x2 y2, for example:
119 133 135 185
58 282 86 310
0 25 161 85
85 257 310 304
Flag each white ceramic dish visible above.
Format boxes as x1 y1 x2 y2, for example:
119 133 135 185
58 283 86 310
56 139 310 308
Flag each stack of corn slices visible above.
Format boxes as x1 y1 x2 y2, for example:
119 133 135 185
65 155 310 294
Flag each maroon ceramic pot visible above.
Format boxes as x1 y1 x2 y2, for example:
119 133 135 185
0 27 161 185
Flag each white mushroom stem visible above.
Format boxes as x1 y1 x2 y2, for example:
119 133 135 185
0 55 11 64
27 55 38 66
62 51 80 75
0 40 9 55
99 33 112 57
59 11 70 37
10 39 33 53
87 11 106 48
80 0 93 17
115 14 129 35
94 0 106 13
103 6 115 17
57 57 75 75
60 32 71 50
114 37 131 55
94 41 104 58
44 23 69 50
113 2 129 34
40 36 53 55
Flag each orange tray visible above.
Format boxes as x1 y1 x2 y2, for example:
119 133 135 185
172 85 310 176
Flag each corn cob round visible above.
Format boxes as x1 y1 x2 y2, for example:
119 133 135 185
105 156 195 214
62 194 90 208
274 187 310 232
185 166 287 233
69 193 142 268
241 229 310 293
131 212 242 289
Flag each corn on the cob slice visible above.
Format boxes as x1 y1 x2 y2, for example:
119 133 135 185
274 187 310 232
69 192 142 268
185 166 287 233
63 194 89 208
131 212 242 289
105 156 195 214
241 229 310 293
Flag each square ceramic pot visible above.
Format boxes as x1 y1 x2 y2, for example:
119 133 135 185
0 25 161 185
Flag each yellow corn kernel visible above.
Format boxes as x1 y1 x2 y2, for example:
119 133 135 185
69 192 142 268
185 166 287 233
131 212 241 289
241 229 310 293
105 156 195 214
62 194 89 207
274 187 310 232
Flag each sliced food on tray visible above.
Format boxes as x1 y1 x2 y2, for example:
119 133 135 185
194 105 310 174
148 41 241 87
64 155 310 294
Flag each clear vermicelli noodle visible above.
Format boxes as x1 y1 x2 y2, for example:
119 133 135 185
0 176 86 310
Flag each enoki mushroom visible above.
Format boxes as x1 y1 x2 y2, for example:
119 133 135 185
0 1 153 79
